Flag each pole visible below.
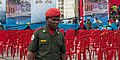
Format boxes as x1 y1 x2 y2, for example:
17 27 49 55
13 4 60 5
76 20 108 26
74 0 76 30
74 0 77 36
78 0 80 22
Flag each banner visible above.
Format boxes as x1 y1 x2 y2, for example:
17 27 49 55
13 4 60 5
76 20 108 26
6 0 31 24
0 0 6 24
83 0 109 24
31 0 57 23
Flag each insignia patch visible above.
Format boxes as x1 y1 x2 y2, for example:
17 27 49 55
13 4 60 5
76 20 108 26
31 35 35 40
40 40 47 43
57 32 59 34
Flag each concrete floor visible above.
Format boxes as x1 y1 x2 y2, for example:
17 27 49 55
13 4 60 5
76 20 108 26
0 50 118 60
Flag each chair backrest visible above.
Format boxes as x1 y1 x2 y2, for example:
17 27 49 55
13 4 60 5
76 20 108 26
103 47 117 60
66 29 75 35
18 32 33 46
0 30 8 44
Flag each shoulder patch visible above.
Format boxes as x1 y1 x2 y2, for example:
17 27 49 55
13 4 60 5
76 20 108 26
31 35 35 40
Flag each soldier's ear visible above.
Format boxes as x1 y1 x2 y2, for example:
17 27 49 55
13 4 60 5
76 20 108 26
46 18 47 20
46 17 49 23
46 17 50 20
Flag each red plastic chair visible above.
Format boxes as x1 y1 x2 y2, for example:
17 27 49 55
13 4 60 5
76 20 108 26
91 31 114 60
0 34 6 57
103 47 117 60
18 32 33 60
7 31 18 58
75 35 90 60
115 31 120 60
0 30 9 57
65 29 76 60
76 30 93 60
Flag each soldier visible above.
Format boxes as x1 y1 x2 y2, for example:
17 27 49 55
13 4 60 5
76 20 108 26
27 8 66 60
0 25 4 30
86 18 92 30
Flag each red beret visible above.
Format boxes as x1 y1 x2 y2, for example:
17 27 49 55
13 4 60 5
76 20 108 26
45 8 60 17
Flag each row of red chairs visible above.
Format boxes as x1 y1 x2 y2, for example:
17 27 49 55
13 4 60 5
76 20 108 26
65 29 120 60
0 29 120 60
0 29 34 60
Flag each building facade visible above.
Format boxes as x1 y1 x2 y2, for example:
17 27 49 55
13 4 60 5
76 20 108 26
58 0 64 18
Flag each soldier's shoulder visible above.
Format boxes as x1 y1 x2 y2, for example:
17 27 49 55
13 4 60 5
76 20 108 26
34 27 43 33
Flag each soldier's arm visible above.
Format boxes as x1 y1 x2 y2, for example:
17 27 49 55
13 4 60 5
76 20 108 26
27 51 35 60
60 33 66 60
27 28 41 60
61 53 66 60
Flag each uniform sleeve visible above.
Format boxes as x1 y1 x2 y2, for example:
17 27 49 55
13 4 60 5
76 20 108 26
60 34 66 54
28 31 39 52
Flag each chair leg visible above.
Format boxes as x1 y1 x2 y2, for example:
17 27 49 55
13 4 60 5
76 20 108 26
78 52 81 60
6 46 9 57
0 48 4 57
20 47 23 60
11 46 13 56
83 51 87 60
97 50 103 60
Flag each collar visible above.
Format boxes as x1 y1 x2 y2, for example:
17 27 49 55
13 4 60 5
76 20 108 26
42 25 60 35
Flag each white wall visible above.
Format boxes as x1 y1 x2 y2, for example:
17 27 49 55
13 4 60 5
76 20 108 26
31 0 57 23
0 0 6 11
64 0 75 18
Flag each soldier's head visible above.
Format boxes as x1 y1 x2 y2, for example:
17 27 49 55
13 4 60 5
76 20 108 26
0 25 4 30
87 17 90 21
45 8 60 30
